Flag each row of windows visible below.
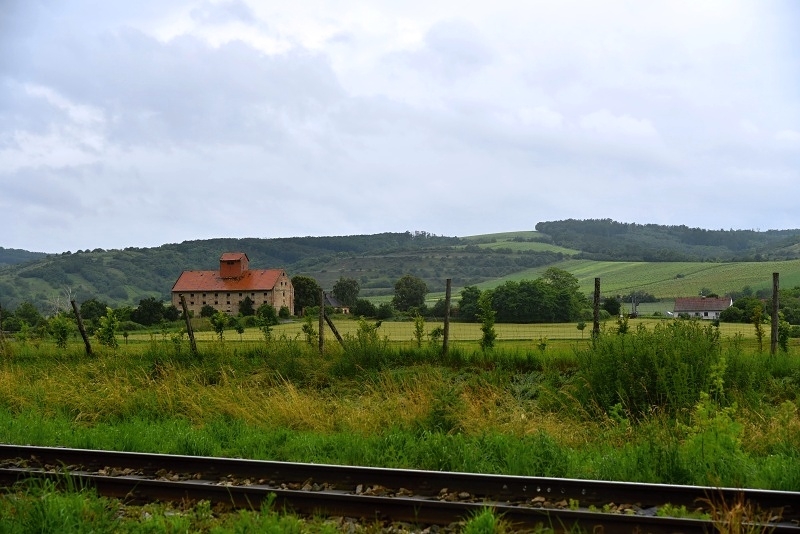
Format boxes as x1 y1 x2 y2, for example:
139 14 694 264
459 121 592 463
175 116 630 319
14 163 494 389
188 292 270 298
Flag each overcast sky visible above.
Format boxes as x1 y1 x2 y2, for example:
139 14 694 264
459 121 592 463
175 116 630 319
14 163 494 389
2 1 798 253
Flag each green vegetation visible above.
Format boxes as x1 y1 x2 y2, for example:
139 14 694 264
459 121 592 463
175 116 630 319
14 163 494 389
3 223 800 315
0 316 798 530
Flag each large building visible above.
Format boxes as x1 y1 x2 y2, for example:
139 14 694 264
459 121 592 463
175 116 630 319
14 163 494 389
171 252 294 316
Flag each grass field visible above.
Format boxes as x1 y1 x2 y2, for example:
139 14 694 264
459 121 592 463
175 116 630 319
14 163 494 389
126 316 793 354
431 258 800 300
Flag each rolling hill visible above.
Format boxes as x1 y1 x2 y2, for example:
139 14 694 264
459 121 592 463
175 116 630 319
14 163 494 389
2 220 799 312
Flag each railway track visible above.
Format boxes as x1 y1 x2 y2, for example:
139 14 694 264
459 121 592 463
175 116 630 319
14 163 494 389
0 444 797 533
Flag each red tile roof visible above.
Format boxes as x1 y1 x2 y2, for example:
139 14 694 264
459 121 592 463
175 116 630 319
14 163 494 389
172 269 285 293
673 297 732 312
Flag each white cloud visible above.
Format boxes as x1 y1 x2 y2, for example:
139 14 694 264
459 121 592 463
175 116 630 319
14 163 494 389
1 0 798 252
579 110 658 138
775 129 800 144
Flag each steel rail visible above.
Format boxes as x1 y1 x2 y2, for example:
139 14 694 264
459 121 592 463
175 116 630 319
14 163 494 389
0 467 771 534
1 444 798 532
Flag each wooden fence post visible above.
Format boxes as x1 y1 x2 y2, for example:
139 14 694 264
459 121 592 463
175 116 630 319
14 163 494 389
442 278 451 356
179 295 198 357
319 289 325 354
70 300 93 356
771 272 779 356
592 278 600 342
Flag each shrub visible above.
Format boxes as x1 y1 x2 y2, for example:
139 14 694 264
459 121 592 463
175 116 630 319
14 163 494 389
575 320 727 420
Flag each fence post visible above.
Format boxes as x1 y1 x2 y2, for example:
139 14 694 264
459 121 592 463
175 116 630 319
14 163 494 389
771 272 779 356
179 295 198 357
592 278 600 342
71 300 93 356
442 278 451 356
319 289 325 354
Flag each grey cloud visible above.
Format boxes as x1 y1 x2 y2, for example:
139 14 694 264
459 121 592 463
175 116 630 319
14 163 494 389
9 26 344 149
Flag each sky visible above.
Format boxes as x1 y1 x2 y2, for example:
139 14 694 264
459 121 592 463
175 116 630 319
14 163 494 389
2 1 799 253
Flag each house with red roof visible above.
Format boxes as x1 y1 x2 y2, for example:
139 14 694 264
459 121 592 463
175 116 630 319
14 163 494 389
171 252 294 316
673 296 732 320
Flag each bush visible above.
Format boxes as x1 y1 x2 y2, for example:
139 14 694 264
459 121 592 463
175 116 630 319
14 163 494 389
352 299 377 318
575 321 728 420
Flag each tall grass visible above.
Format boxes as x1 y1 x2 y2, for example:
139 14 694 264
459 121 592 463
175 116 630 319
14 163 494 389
575 321 733 420
0 326 798 492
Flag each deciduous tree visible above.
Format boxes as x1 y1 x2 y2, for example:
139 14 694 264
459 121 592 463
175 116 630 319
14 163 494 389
458 286 481 322
332 277 360 307
392 274 428 312
291 275 321 314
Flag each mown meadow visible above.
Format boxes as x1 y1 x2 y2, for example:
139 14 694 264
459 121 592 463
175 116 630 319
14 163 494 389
0 317 799 532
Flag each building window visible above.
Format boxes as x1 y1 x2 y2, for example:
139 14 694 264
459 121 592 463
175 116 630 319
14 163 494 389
202 301 206 305
215 301 218 305
227 293 230 297
190 301 194 305
190 293 194 298
227 301 230 305
238 292 242 297
202 293 206 297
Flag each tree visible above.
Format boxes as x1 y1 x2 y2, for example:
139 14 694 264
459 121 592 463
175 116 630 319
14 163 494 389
602 297 621 317
210 311 228 340
352 299 377 318
49 315 73 349
200 305 217 318
457 286 481 322
95 307 119 349
15 301 43 327
332 277 360 307
752 304 764 353
412 313 425 348
256 303 278 341
392 274 428 312
131 297 165 326
541 267 585 322
291 275 321 314
256 303 279 327
429 298 451 318
478 292 496 351
239 296 255 317
577 321 587 338
80 298 108 323
233 317 245 340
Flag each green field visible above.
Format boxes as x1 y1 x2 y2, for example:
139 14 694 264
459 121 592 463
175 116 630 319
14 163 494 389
453 258 800 299
461 231 580 255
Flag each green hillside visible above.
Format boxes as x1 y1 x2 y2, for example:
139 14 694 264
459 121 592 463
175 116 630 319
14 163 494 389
466 259 800 298
2 220 800 312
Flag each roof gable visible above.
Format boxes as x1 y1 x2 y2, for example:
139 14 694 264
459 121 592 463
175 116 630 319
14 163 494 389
673 297 732 312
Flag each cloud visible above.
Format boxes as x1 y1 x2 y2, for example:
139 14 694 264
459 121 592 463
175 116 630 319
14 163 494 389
1 1 798 253
579 110 658 138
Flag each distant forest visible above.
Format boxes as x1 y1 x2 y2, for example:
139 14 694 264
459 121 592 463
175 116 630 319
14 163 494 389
2 221 800 311
535 219 800 262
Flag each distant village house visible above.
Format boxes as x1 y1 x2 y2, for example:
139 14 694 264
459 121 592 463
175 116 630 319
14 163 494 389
673 296 732 320
171 252 294 316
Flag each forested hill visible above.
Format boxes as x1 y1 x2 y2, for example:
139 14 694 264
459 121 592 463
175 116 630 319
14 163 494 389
535 219 800 262
0 247 47 267
3 221 800 311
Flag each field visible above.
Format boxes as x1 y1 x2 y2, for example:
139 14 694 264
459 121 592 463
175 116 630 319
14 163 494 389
1 318 800 531
446 258 800 299
130 316 777 350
